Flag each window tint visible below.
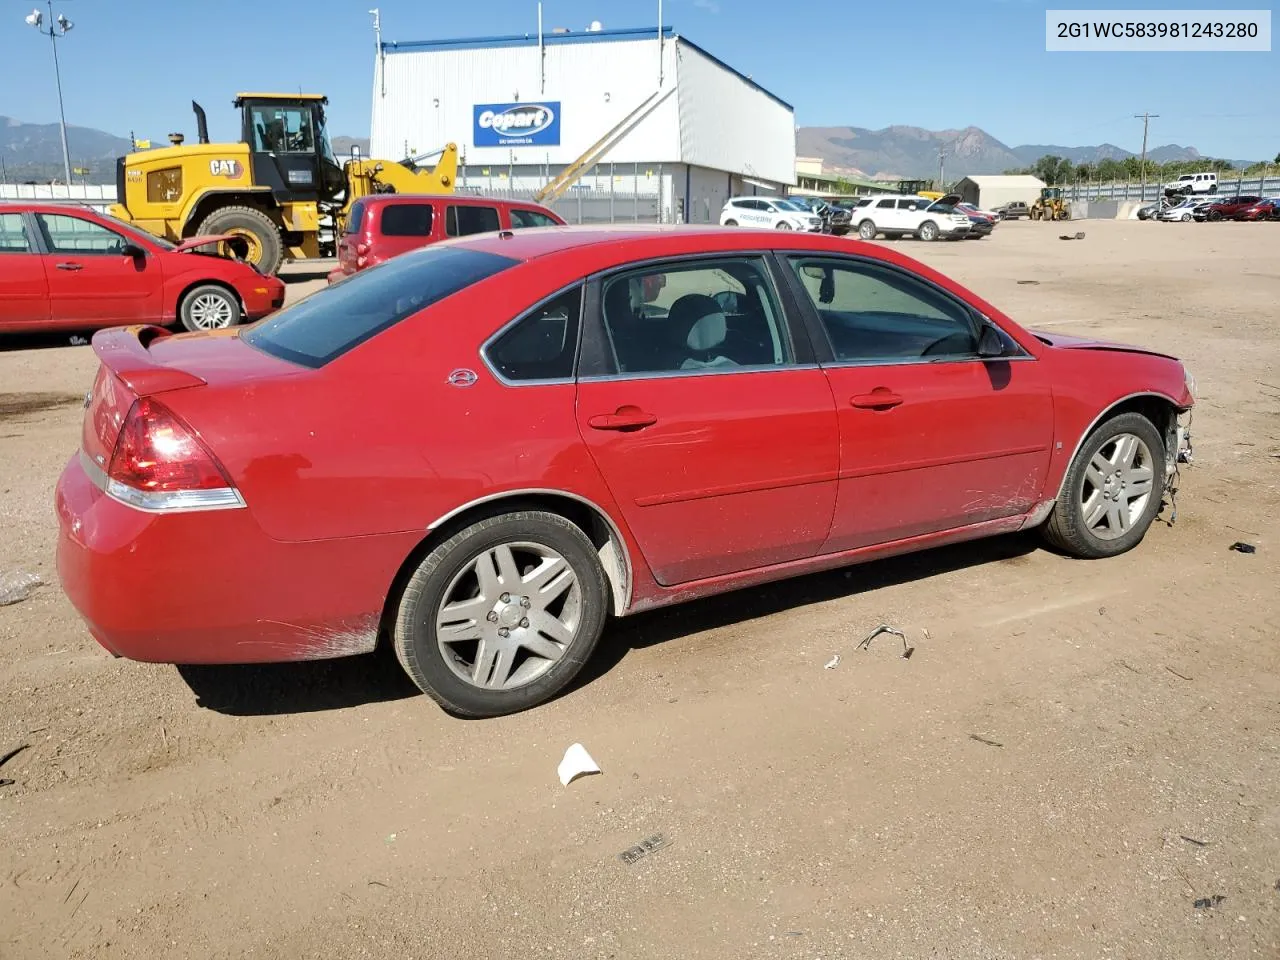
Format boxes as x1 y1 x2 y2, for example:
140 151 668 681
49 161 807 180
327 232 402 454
486 286 582 382
36 214 125 255
788 257 979 363
0 213 31 253
244 246 517 368
250 105 315 154
380 203 434 236
446 205 500 237
344 200 367 236
600 258 791 376
874 199 896 209
508 208 560 229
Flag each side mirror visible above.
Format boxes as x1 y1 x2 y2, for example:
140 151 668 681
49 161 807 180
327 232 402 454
120 243 145 259
976 323 1005 359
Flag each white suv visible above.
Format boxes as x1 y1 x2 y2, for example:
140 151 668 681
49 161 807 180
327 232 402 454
848 193 972 241
1163 172 1218 196
720 197 824 232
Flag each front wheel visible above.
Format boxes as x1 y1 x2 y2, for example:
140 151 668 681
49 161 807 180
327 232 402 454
393 510 610 718
1181 213 1192 221
723 219 738 227
857 220 877 240
1041 412 1165 559
776 221 793 230
1208 210 1221 222
918 220 940 242
178 284 241 332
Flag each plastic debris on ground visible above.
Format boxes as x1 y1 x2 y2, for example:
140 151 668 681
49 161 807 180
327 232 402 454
857 624 914 659
558 743 601 786
824 655 841 670
618 833 669 865
0 571 43 606
1229 541 1257 554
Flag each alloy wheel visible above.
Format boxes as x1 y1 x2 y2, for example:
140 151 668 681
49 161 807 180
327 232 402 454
1078 433 1155 541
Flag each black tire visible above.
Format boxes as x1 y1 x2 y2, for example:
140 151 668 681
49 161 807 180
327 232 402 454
776 221 793 230
178 283 241 332
196 205 284 276
1041 411 1166 559
723 219 738 227
1208 209 1221 222
918 220 940 242
392 510 610 718
858 220 877 240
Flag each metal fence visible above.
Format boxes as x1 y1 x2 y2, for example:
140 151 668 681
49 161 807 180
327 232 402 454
1062 175 1280 202
0 183 116 212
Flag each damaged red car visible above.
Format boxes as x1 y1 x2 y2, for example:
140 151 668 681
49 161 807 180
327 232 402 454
56 226 1195 717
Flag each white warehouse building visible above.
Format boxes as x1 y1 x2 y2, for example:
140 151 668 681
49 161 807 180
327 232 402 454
369 25 795 224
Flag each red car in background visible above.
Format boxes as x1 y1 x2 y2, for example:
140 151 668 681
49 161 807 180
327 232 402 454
0 203 284 334
1235 197 1280 221
56 227 1195 718
1202 195 1261 221
329 194 565 283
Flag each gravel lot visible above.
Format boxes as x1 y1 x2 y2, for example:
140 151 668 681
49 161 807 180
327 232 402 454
1 221 1278 959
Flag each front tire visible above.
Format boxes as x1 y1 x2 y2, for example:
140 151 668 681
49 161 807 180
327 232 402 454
723 219 738 227
858 220 877 240
918 220 940 242
393 511 610 718
178 284 241 332
1041 412 1165 559
776 221 793 230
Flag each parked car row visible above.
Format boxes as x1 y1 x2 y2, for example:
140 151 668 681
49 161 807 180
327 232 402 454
724 193 999 243
1142 195 1280 222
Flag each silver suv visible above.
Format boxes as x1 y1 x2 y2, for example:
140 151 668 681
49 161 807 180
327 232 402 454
848 194 972 241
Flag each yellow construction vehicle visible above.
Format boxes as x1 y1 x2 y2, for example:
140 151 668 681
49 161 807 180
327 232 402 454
1029 187 1071 221
109 94 457 274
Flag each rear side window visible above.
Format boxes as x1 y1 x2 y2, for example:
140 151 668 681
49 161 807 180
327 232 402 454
380 203 434 236
485 286 582 382
0 213 32 253
446 205 500 237
508 208 560 229
344 200 367 235
244 246 517 367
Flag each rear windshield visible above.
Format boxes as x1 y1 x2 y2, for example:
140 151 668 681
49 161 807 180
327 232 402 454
380 202 434 236
243 246 517 367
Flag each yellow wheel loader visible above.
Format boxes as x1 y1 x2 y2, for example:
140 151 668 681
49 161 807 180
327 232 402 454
108 94 457 275
1029 187 1071 221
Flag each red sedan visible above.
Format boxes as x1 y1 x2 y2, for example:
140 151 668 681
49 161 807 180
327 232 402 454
56 227 1195 717
0 203 284 334
1236 198 1280 221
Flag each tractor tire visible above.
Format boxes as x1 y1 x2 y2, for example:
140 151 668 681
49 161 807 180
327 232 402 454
196 206 284 276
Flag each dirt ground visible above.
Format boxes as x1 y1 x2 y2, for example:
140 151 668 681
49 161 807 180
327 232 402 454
1 220 1278 959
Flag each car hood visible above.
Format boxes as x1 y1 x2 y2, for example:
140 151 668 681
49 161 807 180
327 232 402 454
1031 330 1179 361
171 233 243 255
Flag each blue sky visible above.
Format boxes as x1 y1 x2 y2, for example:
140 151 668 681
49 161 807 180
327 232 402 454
2 0 1275 160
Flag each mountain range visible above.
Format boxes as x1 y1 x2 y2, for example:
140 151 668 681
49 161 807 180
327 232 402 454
796 125 1211 180
0 115 1237 184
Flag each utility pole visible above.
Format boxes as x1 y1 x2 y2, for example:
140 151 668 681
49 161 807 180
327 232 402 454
937 145 946 191
1134 112 1159 202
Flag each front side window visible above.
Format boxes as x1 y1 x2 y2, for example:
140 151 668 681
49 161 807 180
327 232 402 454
245 246 517 367
509 208 559 229
788 256 979 363
599 258 791 376
380 203 434 237
0 213 32 253
446 205 500 237
485 286 582 382
250 105 315 154
36 213 126 255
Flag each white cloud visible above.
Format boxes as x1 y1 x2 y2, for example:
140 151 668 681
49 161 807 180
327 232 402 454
693 0 721 13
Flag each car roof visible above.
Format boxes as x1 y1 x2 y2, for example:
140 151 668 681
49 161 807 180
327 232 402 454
355 193 550 209
0 202 102 215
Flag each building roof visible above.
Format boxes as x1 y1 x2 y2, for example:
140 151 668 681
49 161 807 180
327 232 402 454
382 25 793 112
957 175 1047 186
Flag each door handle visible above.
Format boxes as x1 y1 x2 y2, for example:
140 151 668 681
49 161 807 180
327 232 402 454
588 408 658 431
851 390 904 410
55 262 83 271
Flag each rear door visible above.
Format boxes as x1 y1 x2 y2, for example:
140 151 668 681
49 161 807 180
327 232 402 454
0 212 50 327
782 253 1054 551
574 254 839 585
34 212 163 326
870 197 901 231
446 203 501 237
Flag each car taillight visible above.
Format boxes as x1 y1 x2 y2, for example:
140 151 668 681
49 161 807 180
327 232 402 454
356 242 369 255
103 397 243 511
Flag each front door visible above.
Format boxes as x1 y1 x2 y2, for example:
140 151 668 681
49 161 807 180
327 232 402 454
575 255 839 586
0 212 50 326
783 254 1055 552
34 212 162 326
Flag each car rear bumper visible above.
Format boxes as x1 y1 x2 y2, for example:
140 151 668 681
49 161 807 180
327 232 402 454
55 453 417 664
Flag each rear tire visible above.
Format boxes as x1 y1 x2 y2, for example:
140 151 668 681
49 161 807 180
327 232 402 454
858 220 877 240
178 284 241 332
776 221 793 230
392 511 610 718
1041 412 1165 560
197 205 284 276
723 219 738 227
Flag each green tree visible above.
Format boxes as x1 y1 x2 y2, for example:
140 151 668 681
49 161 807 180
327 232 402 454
1032 155 1074 185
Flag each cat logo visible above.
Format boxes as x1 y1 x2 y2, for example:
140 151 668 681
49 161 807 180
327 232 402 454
208 159 243 178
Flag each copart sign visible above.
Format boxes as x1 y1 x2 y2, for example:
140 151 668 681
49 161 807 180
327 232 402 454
473 102 561 147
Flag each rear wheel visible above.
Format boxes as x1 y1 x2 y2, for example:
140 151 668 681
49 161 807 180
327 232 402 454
197 205 284 276
393 511 610 718
178 284 241 332
918 220 940 242
723 219 738 227
776 221 793 230
858 220 877 240
1041 412 1165 559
